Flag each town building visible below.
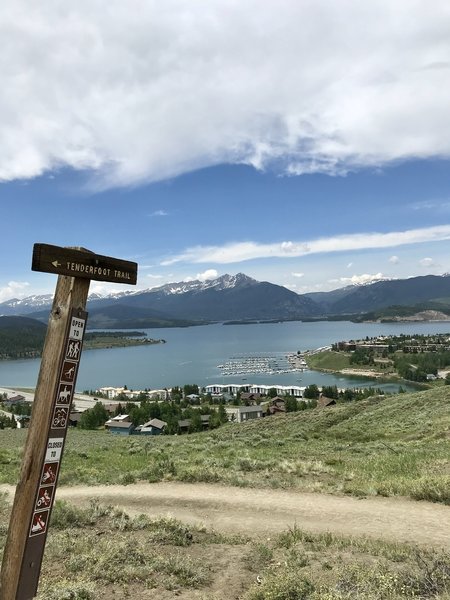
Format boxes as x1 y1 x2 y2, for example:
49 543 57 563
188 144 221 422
205 383 305 398
225 405 264 423
104 414 135 435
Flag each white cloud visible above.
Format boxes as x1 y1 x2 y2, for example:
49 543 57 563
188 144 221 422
0 281 30 302
196 269 218 281
346 262 353 269
412 200 450 212
389 255 400 264
333 273 388 286
297 282 333 293
1 2 450 187
149 210 169 217
161 225 450 265
291 272 304 278
91 275 169 294
89 281 135 296
419 257 437 267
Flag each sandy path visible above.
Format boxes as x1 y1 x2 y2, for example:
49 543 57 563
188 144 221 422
2 482 449 548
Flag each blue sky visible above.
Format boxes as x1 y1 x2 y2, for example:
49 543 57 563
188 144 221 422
1 1 450 301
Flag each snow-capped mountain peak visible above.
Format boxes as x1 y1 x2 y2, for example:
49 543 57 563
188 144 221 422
0 274 258 316
0 294 54 310
148 273 256 296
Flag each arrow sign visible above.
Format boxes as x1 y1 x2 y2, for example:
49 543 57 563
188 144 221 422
32 243 138 285
1 244 138 599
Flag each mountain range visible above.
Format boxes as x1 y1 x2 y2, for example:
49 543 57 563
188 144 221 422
1 273 450 328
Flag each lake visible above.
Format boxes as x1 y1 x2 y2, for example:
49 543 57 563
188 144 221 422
1 320 449 393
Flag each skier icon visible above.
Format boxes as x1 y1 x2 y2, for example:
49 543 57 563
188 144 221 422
64 365 75 379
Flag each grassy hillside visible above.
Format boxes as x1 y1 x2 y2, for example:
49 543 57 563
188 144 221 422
1 494 449 600
307 350 351 371
354 301 450 322
1 388 450 598
1 386 449 503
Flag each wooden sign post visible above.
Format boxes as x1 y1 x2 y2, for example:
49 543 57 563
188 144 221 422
0 244 137 600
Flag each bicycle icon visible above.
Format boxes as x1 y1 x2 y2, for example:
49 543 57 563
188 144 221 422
52 408 68 428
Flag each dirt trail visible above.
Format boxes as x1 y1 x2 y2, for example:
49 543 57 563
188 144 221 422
1 482 449 548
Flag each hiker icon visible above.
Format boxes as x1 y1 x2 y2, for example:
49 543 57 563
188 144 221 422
66 340 80 360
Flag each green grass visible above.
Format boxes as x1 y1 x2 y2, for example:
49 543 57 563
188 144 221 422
1 496 449 599
83 333 163 351
307 350 352 371
1 386 449 502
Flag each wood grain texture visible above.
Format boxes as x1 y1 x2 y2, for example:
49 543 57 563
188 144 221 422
32 243 138 284
0 276 90 600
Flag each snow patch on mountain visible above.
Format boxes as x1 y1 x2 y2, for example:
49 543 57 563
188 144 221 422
144 273 256 296
0 294 54 309
0 274 257 315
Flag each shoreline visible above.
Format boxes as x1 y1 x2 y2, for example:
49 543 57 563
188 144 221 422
0 335 166 362
307 365 428 391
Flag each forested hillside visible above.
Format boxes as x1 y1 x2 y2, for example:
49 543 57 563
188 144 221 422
0 316 46 359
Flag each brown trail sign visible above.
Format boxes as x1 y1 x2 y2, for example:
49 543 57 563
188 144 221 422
0 244 137 600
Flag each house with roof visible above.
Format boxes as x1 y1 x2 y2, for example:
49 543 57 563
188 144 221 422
225 405 263 423
240 392 261 405
176 414 211 434
104 414 136 435
139 418 167 435
3 394 26 409
177 418 191 433
266 397 286 415
68 411 83 427
317 394 337 408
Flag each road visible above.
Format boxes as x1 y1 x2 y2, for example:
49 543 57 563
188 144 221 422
1 482 449 548
0 386 115 412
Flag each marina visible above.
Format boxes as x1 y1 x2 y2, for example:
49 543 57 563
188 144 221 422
216 352 308 377
0 320 447 394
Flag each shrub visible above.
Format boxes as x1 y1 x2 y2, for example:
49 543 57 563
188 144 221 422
245 572 314 599
410 476 450 504
36 581 95 600
50 501 95 529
